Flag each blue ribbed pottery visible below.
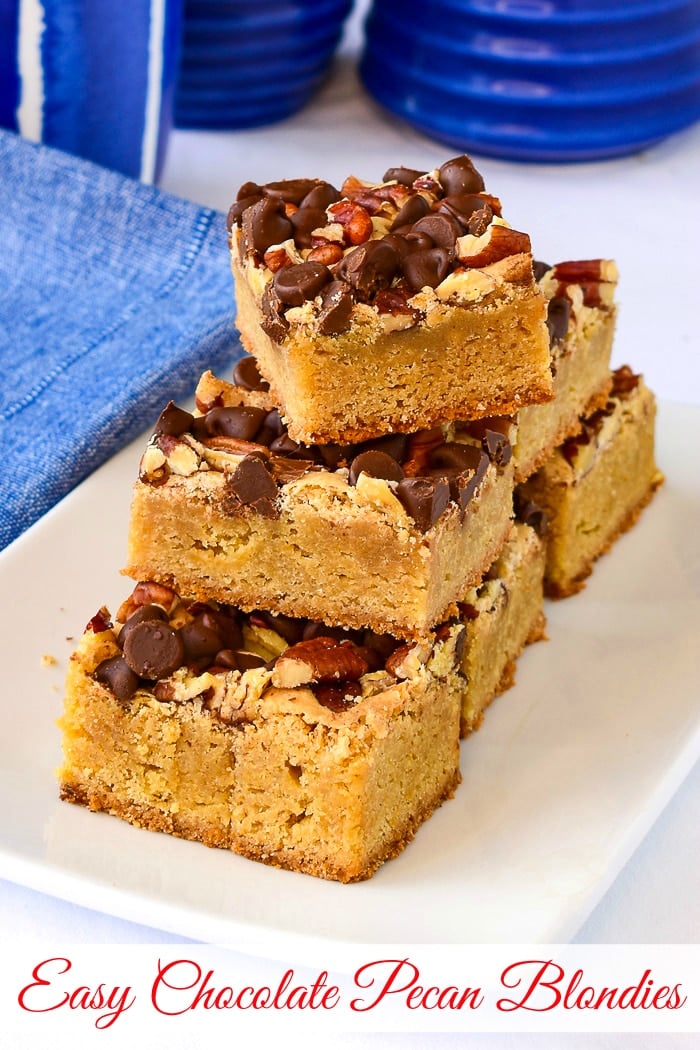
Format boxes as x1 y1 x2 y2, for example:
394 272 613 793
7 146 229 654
0 0 182 181
174 0 353 130
360 0 700 161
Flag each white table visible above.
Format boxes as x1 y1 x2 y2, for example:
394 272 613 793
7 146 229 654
3 12 699 1047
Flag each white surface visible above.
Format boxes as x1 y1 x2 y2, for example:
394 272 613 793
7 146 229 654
1 400 698 950
2 7 700 1044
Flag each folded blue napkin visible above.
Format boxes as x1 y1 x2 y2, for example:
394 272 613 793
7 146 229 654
0 129 242 551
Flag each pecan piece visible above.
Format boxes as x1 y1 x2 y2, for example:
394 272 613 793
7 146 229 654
271 637 369 689
327 200 373 246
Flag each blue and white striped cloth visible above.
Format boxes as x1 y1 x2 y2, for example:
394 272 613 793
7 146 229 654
0 129 242 551
0 0 181 181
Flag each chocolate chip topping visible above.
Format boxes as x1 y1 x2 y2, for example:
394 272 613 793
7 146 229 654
228 453 279 517
390 194 430 231
94 655 141 703
547 296 571 345
290 206 328 249
396 476 450 532
401 247 452 291
481 429 512 466
317 280 354 335
250 610 305 646
438 155 485 196
262 178 319 204
348 450 405 486
118 604 168 650
300 181 340 210
430 441 485 476
337 240 399 301
411 213 461 249
233 356 269 392
205 405 268 441
260 281 289 343
439 194 493 236
122 620 185 680
242 197 293 255
533 260 552 281
514 493 548 536
154 401 195 437
180 613 224 662
383 166 425 187
272 260 332 306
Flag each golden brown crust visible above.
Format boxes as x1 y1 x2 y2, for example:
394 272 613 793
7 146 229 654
60 769 462 883
544 470 664 599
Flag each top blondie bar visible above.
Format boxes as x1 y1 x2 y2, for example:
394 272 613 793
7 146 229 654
228 155 553 444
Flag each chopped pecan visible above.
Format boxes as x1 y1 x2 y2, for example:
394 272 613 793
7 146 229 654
457 225 531 268
271 637 369 689
327 200 373 246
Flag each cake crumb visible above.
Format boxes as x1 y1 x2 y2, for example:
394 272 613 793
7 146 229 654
42 653 58 667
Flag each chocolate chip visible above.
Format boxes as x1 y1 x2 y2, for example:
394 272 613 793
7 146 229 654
396 476 450 531
263 178 319 204
256 408 285 446
547 296 570 345
401 247 452 292
439 194 492 236
438 155 485 196
190 415 210 442
235 650 269 671
397 229 434 252
313 680 362 712
481 429 512 466
242 197 293 255
227 194 263 230
514 493 548 536
348 450 405 486
269 432 314 459
533 260 551 281
317 280 354 335
300 181 340 210
228 453 279 517
118 604 168 650
390 194 430 231
205 405 268 441
233 356 269 392
358 432 408 463
383 166 424 187
94 655 141 703
337 240 399 302
207 609 243 651
179 613 223 662
380 234 412 261
211 649 240 670
123 620 185 680
316 442 351 469
237 180 264 200
430 441 485 475
302 622 362 645
412 213 461 249
273 260 332 306
153 401 194 438
260 282 289 343
290 207 328 249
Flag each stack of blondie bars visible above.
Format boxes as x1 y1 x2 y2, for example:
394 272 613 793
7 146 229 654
59 155 662 882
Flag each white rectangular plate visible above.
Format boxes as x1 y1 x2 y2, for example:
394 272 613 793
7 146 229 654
1 401 698 949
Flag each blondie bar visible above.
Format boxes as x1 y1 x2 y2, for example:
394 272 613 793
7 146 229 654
228 155 552 443
58 582 465 883
459 520 546 735
513 259 617 482
519 367 663 598
124 369 515 638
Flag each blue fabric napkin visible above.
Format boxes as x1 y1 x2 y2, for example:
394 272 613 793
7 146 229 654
0 129 242 551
